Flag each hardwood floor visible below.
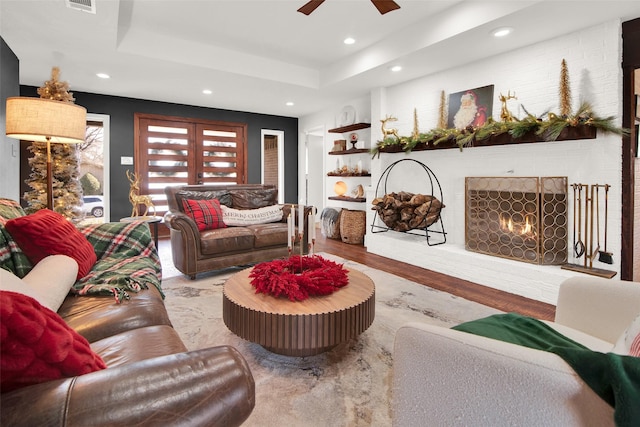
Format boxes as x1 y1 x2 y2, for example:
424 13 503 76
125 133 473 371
159 233 556 321
314 234 556 321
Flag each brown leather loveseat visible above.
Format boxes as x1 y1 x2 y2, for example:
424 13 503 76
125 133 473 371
0 198 255 426
164 184 311 279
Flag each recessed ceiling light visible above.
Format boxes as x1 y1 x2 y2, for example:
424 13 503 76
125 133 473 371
343 37 356 45
96 73 110 79
491 27 513 38
286 101 294 107
202 89 212 95
390 65 402 72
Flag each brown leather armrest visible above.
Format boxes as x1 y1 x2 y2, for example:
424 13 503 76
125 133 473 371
164 210 199 234
1 346 255 427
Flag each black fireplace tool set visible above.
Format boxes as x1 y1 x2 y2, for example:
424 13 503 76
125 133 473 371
562 183 616 278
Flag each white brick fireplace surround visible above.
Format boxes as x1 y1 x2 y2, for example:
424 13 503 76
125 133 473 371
363 21 624 305
365 134 622 305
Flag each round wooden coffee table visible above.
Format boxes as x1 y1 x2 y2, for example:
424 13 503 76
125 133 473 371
223 267 375 356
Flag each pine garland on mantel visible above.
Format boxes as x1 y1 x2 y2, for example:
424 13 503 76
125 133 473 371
371 102 628 158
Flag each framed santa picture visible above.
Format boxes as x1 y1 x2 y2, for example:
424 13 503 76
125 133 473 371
447 84 494 130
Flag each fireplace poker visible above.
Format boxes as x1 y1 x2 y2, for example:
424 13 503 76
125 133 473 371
587 184 600 268
575 184 585 259
571 184 578 257
598 184 614 264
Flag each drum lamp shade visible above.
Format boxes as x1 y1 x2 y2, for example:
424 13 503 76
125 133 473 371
5 97 87 144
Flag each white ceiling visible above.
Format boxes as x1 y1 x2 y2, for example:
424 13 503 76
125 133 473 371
1 0 640 118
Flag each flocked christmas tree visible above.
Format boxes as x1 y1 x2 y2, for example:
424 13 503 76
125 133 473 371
24 67 85 220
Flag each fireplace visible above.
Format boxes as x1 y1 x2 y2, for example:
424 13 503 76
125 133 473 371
465 177 568 265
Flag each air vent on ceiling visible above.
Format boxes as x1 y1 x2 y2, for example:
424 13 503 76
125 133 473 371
65 0 96 14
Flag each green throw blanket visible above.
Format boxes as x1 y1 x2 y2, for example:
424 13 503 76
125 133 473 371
453 313 640 427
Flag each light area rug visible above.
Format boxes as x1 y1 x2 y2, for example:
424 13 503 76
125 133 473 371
160 253 501 426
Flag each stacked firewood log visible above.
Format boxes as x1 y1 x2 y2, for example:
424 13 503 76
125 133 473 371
371 191 444 232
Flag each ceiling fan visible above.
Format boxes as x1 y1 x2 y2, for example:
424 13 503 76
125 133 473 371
297 0 401 16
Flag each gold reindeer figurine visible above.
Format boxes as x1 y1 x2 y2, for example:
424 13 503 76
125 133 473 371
126 170 156 217
380 115 400 140
499 90 518 122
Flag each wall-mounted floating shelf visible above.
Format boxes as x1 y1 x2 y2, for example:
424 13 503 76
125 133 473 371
328 196 366 203
328 148 369 155
328 123 371 133
327 173 371 177
326 122 371 214
376 124 598 154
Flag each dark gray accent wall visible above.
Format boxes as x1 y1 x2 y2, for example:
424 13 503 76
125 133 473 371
19 86 299 220
0 37 20 200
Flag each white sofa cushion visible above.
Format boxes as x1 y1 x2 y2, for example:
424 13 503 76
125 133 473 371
21 255 78 312
392 322 614 426
555 277 640 343
0 268 47 304
541 320 614 353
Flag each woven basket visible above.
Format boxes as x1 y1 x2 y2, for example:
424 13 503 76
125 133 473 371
340 209 366 245
320 207 342 240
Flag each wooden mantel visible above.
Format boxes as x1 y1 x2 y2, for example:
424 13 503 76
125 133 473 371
377 125 598 154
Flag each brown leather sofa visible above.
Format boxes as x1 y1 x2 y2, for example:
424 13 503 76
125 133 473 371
165 184 310 279
0 204 255 427
2 287 255 426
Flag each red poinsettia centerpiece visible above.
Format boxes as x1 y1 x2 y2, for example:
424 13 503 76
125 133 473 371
249 255 349 301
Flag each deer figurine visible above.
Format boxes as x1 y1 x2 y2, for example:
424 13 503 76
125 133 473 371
380 115 400 140
126 170 156 217
499 90 518 122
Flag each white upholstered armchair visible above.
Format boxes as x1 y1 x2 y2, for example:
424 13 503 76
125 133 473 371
392 276 640 426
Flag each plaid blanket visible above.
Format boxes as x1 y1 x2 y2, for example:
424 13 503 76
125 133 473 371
74 221 163 302
0 198 162 303
0 199 33 278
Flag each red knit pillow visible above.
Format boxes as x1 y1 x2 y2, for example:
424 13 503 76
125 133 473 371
5 209 96 279
182 198 227 231
0 291 107 393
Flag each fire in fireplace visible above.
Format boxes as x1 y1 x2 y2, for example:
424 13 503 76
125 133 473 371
465 176 568 265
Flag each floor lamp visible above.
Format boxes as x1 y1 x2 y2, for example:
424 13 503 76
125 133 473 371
5 97 87 210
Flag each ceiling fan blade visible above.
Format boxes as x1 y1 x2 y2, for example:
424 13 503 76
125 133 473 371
297 0 326 15
371 0 400 15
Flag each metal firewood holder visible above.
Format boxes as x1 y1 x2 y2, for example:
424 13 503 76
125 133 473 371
370 158 446 246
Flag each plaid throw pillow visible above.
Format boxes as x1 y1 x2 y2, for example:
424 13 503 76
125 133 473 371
182 198 227 231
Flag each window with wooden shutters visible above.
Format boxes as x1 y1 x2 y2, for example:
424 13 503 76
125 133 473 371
134 113 247 220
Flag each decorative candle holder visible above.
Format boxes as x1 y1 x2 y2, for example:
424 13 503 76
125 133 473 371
286 204 316 263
